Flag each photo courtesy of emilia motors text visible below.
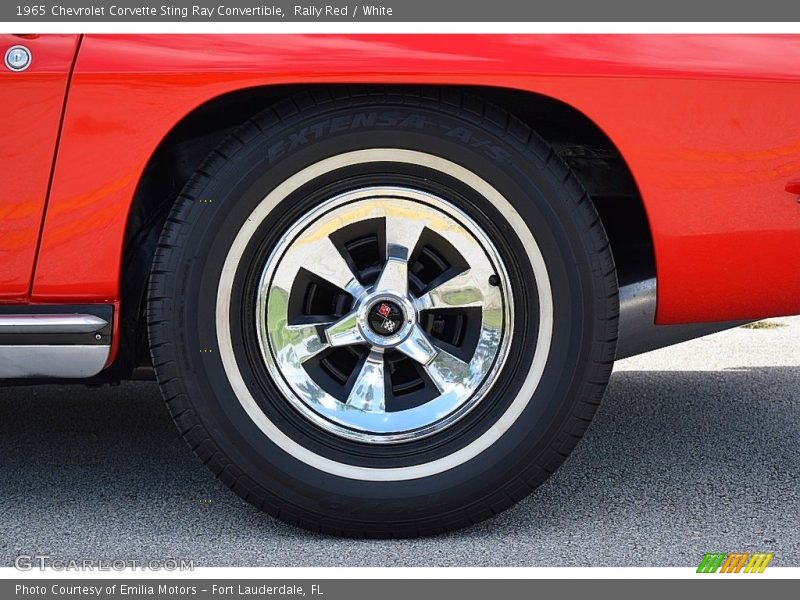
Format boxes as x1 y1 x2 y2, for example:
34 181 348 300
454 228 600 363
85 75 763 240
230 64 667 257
1 0 799 597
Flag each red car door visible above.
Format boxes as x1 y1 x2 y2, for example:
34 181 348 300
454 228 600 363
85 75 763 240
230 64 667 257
0 34 80 301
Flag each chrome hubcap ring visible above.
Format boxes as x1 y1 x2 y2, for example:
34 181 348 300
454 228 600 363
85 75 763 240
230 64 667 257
255 186 514 444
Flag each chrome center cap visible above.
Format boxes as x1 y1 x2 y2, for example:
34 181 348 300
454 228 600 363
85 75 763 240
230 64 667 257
357 293 416 347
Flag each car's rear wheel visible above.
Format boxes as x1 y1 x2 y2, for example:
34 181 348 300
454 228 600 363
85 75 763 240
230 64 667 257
148 89 618 537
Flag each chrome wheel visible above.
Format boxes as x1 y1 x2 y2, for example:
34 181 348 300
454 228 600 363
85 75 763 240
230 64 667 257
256 186 513 443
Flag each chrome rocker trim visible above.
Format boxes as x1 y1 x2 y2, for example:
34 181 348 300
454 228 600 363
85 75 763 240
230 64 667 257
0 310 112 379
0 314 107 334
0 345 111 378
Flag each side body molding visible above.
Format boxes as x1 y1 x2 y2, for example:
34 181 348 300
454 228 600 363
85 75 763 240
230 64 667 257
0 305 112 378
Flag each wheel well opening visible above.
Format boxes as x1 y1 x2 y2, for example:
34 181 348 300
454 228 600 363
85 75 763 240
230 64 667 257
117 84 655 375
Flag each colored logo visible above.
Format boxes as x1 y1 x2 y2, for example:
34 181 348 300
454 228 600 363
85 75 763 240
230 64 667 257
697 552 774 573
367 300 403 336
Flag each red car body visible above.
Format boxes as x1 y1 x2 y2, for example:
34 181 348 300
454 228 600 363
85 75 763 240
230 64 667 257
3 34 800 367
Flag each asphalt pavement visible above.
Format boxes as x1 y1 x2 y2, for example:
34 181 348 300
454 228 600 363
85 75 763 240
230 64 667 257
1 318 798 567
